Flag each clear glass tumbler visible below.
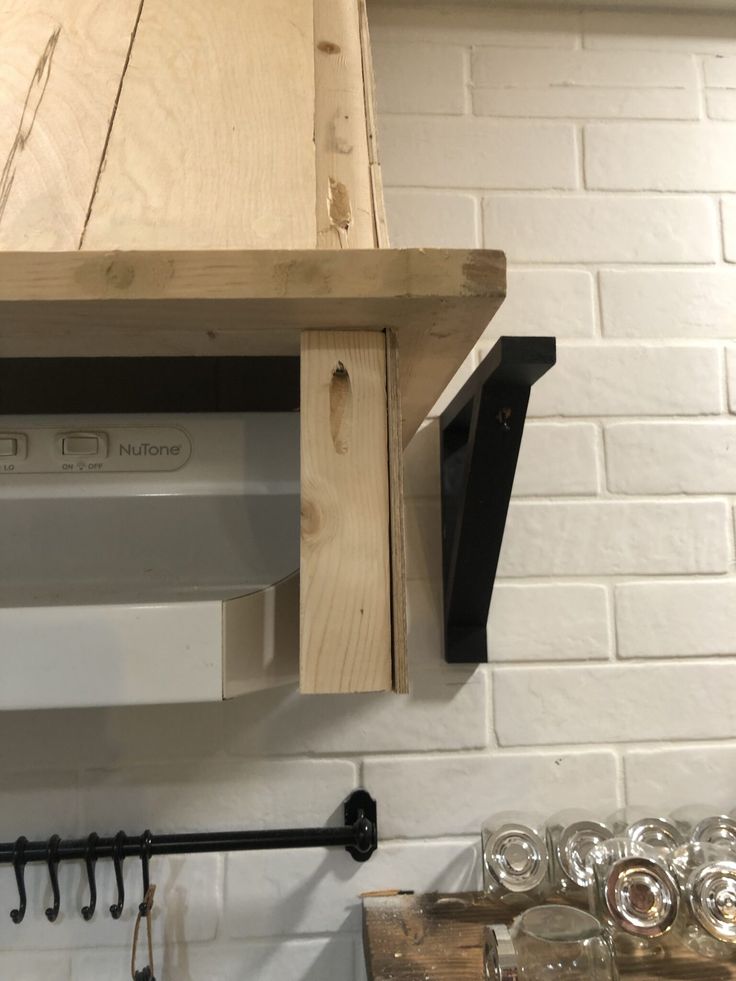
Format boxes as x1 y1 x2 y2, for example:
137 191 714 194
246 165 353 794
606 806 684 855
485 906 618 980
481 812 549 901
671 841 736 960
546 809 613 901
587 837 680 960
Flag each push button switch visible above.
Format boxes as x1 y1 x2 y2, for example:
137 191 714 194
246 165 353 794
57 432 108 458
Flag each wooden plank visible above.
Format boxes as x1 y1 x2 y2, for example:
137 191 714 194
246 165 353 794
82 0 316 250
386 329 408 693
0 0 141 249
314 0 376 249
363 892 736 981
0 248 506 446
358 0 390 248
300 330 392 693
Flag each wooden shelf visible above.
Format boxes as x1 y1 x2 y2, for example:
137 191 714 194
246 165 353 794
362 891 736 980
0 247 505 446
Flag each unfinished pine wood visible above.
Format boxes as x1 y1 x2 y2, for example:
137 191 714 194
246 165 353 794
81 0 316 250
0 248 506 445
300 330 392 693
386 329 408 693
363 892 736 981
314 0 376 249
0 0 141 249
358 0 390 248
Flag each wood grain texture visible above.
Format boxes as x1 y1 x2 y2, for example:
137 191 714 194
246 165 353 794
300 330 392 693
0 0 141 249
358 0 390 248
314 0 376 248
82 0 316 250
363 892 736 981
386 328 408 693
0 248 506 445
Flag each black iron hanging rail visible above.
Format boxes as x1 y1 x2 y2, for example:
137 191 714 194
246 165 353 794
0 789 377 924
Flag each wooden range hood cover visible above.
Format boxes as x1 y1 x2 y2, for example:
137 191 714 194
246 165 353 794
0 0 506 697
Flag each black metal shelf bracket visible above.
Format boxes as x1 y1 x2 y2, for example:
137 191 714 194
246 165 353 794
440 336 556 664
0 789 377 925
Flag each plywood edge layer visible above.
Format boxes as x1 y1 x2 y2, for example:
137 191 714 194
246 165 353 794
386 328 408 693
223 572 300 697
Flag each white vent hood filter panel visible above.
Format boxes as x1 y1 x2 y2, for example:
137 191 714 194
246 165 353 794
0 413 300 709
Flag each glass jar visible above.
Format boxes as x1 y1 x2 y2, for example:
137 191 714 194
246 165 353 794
671 841 736 960
606 806 684 855
485 906 618 980
587 837 680 960
545 809 613 901
481 813 549 902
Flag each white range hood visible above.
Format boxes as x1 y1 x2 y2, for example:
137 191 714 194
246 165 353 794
0 412 300 709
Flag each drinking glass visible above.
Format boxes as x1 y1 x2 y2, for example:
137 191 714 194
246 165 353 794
485 906 618 980
587 837 680 960
606 806 683 855
671 841 736 959
481 812 549 901
546 809 612 900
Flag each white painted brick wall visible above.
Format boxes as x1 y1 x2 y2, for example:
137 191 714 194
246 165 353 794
5 5 736 979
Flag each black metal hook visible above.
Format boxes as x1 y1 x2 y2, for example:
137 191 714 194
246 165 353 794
10 836 28 924
81 832 99 921
109 831 126 920
45 834 61 922
138 830 153 916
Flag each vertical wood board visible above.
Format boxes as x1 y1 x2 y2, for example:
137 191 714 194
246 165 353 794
0 0 141 249
386 329 408 693
314 0 376 249
82 0 316 250
300 330 392 693
358 0 390 248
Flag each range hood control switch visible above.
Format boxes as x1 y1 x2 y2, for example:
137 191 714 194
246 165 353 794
58 433 108 458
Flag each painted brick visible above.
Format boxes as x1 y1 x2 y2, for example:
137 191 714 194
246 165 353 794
225 840 480 937
616 580 736 658
380 117 577 189
405 498 441 581
404 421 440 499
0 701 223 773
385 189 479 247
364 751 619 837
514 423 601 496
0 854 221 950
374 42 466 114
73 938 355 981
583 12 736 55
724 196 736 261
729 345 736 411
586 122 736 191
601 269 736 338
494 662 736 746
707 89 736 120
498 500 730 577
483 195 718 263
225 667 489 756
429 349 478 417
0 954 70 981
489 583 611 662
474 47 696 89
474 86 699 121
483 269 596 339
0 770 80 840
625 746 736 812
704 55 736 86
605 420 736 493
79 759 357 831
529 344 723 417
370 6 579 49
